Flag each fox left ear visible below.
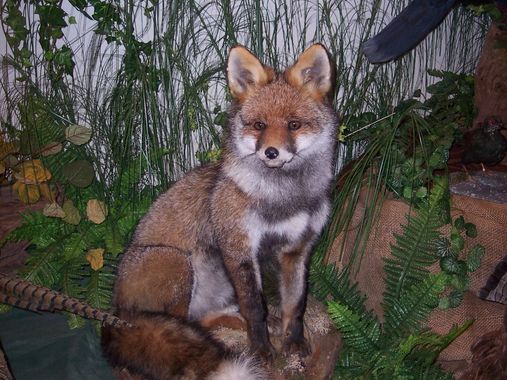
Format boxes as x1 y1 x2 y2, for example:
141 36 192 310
227 46 275 101
286 44 335 102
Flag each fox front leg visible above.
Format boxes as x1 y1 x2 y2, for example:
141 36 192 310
278 240 314 357
224 256 275 360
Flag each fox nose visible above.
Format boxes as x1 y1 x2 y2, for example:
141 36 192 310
264 147 279 160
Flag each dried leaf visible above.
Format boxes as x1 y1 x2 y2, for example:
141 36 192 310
65 124 92 145
13 182 41 204
38 182 55 202
86 248 104 271
14 159 51 184
0 139 19 160
43 202 66 218
3 154 18 168
0 162 5 174
41 141 63 156
62 199 81 225
86 199 108 224
62 160 94 188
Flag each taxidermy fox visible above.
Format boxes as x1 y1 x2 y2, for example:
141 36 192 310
102 43 338 379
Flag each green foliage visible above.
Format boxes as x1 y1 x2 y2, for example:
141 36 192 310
384 177 450 305
385 70 475 206
327 183 479 378
312 68 483 375
328 302 381 354
3 144 157 327
310 265 369 319
436 217 485 310
313 77 484 375
425 70 476 132
319 70 478 276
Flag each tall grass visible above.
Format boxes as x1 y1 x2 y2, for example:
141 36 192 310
1 0 490 267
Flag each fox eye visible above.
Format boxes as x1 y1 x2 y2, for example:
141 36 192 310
288 121 301 131
253 121 266 131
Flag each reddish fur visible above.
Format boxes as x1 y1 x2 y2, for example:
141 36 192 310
102 313 226 380
102 44 337 378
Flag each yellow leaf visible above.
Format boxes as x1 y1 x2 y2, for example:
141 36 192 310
15 183 41 204
12 181 21 191
43 202 66 218
86 199 108 224
62 199 81 225
0 139 19 160
14 159 51 184
86 248 104 271
337 124 347 142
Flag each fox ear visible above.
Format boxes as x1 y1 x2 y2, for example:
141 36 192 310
227 46 275 101
286 44 335 101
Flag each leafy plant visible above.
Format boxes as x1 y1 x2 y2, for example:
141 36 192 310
307 64 484 378
4 183 152 328
326 178 481 379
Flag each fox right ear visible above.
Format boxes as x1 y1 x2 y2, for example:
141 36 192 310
286 44 335 102
227 46 274 101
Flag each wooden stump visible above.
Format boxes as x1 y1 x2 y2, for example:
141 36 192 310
474 22 507 126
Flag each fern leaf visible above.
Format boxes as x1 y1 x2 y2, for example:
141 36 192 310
62 232 88 260
384 177 450 301
310 264 368 317
64 312 86 329
7 211 66 249
401 320 473 368
328 301 381 354
60 257 87 300
20 247 60 287
85 260 115 311
384 273 447 337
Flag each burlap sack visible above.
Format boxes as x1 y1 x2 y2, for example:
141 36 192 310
328 192 506 363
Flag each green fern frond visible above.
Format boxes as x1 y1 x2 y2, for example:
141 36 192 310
20 247 60 287
6 212 66 249
383 273 447 338
60 257 87 299
403 321 473 366
85 260 115 311
384 177 450 301
334 348 369 379
310 264 368 317
61 232 88 260
328 301 381 354
64 312 86 329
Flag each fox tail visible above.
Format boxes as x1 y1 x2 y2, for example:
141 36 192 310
101 311 265 380
0 273 264 379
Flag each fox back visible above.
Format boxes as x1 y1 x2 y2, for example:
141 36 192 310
102 44 338 380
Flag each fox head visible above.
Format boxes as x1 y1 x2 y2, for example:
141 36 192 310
226 44 337 170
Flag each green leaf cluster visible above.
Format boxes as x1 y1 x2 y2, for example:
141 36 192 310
326 180 478 378
386 71 474 205
2 135 160 326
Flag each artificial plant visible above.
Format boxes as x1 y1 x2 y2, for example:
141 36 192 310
311 178 483 379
